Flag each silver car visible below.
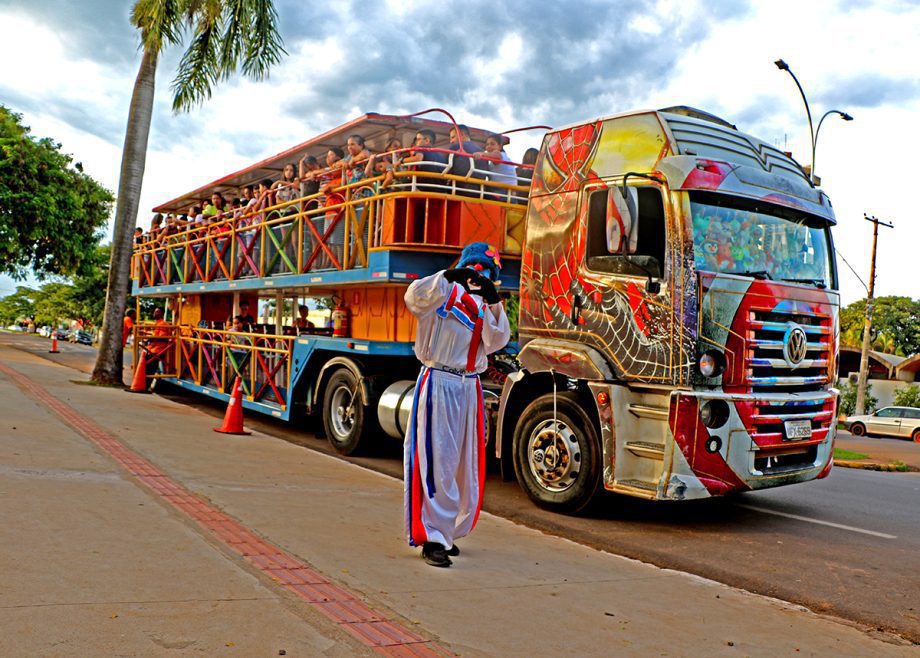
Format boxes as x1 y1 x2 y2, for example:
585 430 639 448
844 406 920 442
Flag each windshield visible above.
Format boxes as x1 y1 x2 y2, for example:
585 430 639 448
690 193 834 288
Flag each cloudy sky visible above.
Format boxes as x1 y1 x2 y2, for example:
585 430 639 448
1 0 917 306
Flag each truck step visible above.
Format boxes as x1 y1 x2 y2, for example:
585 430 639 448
617 480 658 495
625 441 665 460
627 404 669 420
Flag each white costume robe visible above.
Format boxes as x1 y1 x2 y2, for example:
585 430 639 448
403 271 511 549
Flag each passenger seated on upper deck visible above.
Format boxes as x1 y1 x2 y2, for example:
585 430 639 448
512 147 538 204
447 125 487 177
398 129 448 192
475 133 518 200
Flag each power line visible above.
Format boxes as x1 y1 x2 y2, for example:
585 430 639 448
834 248 868 293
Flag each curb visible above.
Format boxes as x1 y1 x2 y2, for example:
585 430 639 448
834 459 919 473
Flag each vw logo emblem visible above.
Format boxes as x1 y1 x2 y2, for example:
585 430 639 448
783 324 808 367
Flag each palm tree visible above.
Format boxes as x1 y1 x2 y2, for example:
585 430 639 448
91 0 284 385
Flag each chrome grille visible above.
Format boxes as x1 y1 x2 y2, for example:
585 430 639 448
748 396 836 444
746 310 831 393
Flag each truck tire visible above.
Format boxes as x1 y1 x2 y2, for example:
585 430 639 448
322 368 368 455
512 392 601 514
912 428 920 443
849 422 866 437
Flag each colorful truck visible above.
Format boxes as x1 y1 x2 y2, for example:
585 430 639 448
132 106 839 513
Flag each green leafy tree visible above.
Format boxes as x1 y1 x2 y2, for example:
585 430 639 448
92 0 285 386
0 286 38 325
32 282 81 327
839 379 878 416
893 385 920 408
839 296 920 357
0 106 112 278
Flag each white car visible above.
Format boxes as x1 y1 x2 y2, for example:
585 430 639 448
844 406 920 442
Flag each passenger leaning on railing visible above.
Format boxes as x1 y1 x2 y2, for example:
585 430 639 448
298 155 321 198
272 163 299 213
317 147 345 266
364 138 403 189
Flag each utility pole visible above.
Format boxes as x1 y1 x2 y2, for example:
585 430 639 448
855 214 894 415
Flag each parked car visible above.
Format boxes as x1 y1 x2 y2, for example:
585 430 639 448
53 328 70 341
70 330 93 346
38 326 52 338
844 406 920 442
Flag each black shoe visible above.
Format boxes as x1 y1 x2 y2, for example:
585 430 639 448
446 544 459 556
422 542 452 568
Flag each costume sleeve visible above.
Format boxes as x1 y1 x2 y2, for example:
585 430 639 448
404 271 451 318
481 303 511 355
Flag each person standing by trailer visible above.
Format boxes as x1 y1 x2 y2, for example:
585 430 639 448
403 242 510 568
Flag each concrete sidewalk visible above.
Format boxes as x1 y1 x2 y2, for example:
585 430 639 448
0 344 913 656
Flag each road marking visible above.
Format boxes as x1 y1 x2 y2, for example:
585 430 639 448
738 504 897 539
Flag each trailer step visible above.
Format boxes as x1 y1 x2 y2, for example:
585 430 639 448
625 441 665 460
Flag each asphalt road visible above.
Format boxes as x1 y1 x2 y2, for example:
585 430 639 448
7 332 920 644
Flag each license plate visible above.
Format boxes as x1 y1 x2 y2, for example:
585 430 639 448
784 419 812 440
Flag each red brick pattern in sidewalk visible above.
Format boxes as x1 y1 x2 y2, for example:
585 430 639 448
0 362 448 657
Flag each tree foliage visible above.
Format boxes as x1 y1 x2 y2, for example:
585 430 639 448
893 385 920 408
0 286 38 325
840 296 920 357
0 245 152 328
0 106 113 279
838 380 878 416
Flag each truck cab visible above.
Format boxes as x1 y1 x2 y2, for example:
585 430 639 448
497 107 839 511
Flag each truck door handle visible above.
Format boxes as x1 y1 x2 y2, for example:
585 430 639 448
571 294 582 324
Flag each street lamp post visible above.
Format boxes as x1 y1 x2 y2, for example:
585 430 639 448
813 109 854 183
774 59 853 184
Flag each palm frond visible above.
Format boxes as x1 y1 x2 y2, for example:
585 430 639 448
167 0 285 112
171 21 220 112
131 0 184 51
240 0 286 79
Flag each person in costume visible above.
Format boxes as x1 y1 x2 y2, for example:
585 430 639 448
403 242 511 567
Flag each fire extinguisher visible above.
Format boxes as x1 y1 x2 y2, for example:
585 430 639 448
332 298 350 338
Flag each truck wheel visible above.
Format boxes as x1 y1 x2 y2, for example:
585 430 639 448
512 392 601 514
322 368 368 455
849 422 866 437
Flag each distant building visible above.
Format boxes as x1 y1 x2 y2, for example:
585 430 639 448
838 346 915 408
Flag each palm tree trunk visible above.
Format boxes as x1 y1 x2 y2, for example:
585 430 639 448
91 48 158 385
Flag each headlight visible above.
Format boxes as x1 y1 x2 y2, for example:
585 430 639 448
700 399 730 429
698 350 724 377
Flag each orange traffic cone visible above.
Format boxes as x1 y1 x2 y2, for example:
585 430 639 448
49 337 60 353
214 377 250 435
126 351 151 394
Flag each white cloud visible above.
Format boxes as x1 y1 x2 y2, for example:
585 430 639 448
1 0 918 308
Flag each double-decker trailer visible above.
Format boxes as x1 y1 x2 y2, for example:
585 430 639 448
133 106 839 513
132 112 525 454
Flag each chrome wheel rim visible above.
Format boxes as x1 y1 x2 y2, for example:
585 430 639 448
527 419 581 492
330 385 356 438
